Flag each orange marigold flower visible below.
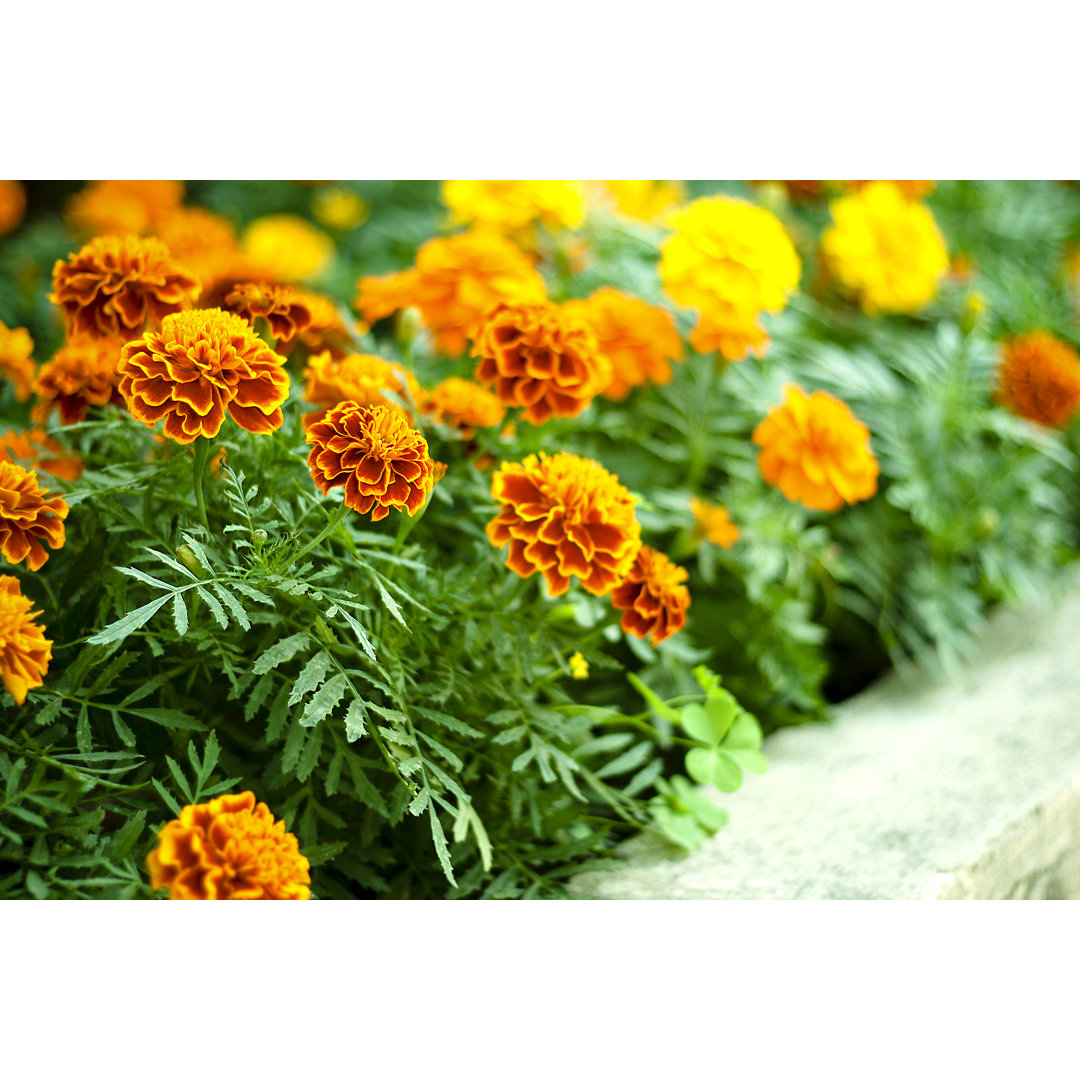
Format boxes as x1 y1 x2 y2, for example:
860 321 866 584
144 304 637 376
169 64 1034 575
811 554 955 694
0 575 52 705
753 384 879 512
421 376 506 438
306 402 435 521
0 321 35 402
290 291 353 358
689 497 739 549
154 206 250 298
0 461 68 571
610 545 691 645
0 428 83 483
355 230 547 359
0 180 26 237
241 215 334 282
118 309 290 444
474 302 611 425
486 451 641 597
997 331 1080 429
50 234 201 342
225 281 313 343
302 351 420 429
562 288 684 400
66 180 184 237
32 337 125 425
146 791 311 900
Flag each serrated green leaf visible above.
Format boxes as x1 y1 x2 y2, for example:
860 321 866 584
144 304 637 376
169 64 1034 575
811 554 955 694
253 633 309 675
289 652 332 707
196 586 228 629
212 584 250 630
172 592 189 636
300 673 347 728
88 593 172 645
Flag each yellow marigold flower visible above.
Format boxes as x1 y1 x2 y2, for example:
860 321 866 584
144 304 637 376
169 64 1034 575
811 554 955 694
599 180 686 223
146 791 311 900
312 187 369 232
355 230 547 359
225 282 313 343
306 402 435 521
821 181 948 315
0 321 35 402
659 195 801 361
997 331 1080 429
51 234 201 342
154 206 250 299
0 575 52 705
562 287 684 400
848 179 936 200
0 461 68 571
689 497 738 549
610 545 690 645
66 180 184 237
421 376 506 438
241 215 334 282
0 180 26 236
569 651 589 679
118 309 290 444
302 351 420 429
753 384 879 512
32 337 124 425
0 428 83 483
474 302 611 425
441 180 586 245
486 451 641 597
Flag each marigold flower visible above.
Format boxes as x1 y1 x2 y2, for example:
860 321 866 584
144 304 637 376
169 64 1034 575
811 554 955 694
118 309 290 444
146 791 311 900
659 195 801 360
0 428 83 483
0 575 52 705
355 230 546 358
421 376 506 438
848 179 935 200
0 461 68 571
32 337 125 425
997 331 1080 429
66 180 184 237
689 497 739 549
50 234 201 342
306 402 435 521
290 291 353 358
441 180 586 244
562 288 684 400
225 282 313 343
753 384 879 512
0 180 26 236
821 181 948 315
302 351 420 429
474 302 610 425
312 187 369 232
154 206 250 299
241 215 334 282
486 451 641 597
598 180 686 223
0 321 35 402
610 545 691 645
569 651 589 679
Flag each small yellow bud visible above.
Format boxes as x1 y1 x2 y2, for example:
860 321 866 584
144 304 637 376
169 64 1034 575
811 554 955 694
569 652 589 680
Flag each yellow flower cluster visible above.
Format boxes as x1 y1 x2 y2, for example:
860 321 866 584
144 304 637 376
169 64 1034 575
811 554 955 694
442 181 586 245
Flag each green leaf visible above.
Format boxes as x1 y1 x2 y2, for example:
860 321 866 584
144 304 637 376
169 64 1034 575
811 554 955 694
627 672 680 722
196 586 228 629
116 566 173 591
212 584 251 631
722 710 764 751
151 777 182 817
172 592 189 636
88 593 172 645
144 548 199 581
110 811 147 861
231 581 274 606
723 748 768 775
76 703 92 754
252 633 309 675
344 698 367 742
332 604 378 662
165 756 194 802
111 712 136 748
429 807 457 886
684 748 743 792
125 707 206 732
680 691 737 745
300 673 347 728
288 652 332 706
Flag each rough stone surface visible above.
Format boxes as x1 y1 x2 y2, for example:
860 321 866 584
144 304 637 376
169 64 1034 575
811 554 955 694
569 572 1080 900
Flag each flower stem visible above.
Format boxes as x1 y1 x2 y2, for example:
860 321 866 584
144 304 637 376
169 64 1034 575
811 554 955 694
292 499 351 565
392 496 429 555
191 437 213 530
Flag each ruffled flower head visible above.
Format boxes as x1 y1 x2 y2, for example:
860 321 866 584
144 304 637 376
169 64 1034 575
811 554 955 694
225 282 313 343
441 180 586 245
306 402 435 521
0 575 52 705
154 207 251 299
117 308 290 444
752 384 879 512
50 234 201 341
66 180 184 237
0 428 83 483
0 321 35 402
146 791 311 900
689 497 739 549
302 351 420 429
0 461 68 571
486 451 641 597
474 302 611 425
0 180 26 237
598 180 685 224
241 215 334 282
421 376 506 438
610 545 691 645
32 337 125 425
997 331 1080 429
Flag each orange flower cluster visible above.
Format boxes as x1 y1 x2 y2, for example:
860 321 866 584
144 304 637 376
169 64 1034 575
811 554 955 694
689 497 739 549
997 331 1080 429
0 180 26 236
306 402 435 520
153 206 254 301
0 429 82 483
421 377 506 438
225 282 313 342
302 351 420 429
118 309 290 444
848 179 935 200
474 302 611 425
753 384 879 512
0 575 52 705
51 235 201 341
66 180 185 237
355 230 546 358
0 461 68 571
289 291 353 358
0 321 35 402
610 545 690 644
486 451 641 596
562 288 684 400
32 338 124 425
146 791 311 900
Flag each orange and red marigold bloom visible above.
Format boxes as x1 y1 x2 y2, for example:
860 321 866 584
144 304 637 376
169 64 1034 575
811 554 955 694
51 234 201 342
689 497 739 549
0 321 35 402
306 402 435 521
65 180 184 238
487 451 641 597
146 791 311 900
0 461 68 571
997 330 1080 429
302 351 420 429
0 575 52 706
752 384 879 512
32 337 125 425
610 545 691 645
474 302 611 425
118 308 290 445
224 281 313 343
0 428 83 483
421 376 506 438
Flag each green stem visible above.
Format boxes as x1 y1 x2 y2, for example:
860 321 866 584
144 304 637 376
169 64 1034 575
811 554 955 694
392 495 430 556
191 437 213 530
291 500 351 566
